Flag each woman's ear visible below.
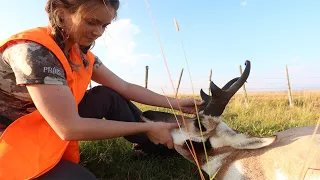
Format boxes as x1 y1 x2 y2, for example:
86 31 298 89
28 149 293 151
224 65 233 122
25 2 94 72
52 9 66 27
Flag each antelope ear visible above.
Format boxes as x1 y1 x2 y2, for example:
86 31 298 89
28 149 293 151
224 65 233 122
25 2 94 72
210 123 277 149
227 134 277 149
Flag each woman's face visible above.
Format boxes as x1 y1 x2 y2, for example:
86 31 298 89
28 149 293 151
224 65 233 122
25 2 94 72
62 2 115 46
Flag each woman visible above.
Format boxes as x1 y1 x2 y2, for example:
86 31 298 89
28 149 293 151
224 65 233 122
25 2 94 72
0 0 203 179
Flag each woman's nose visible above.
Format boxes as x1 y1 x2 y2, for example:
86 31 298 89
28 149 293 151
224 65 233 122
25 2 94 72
92 26 104 37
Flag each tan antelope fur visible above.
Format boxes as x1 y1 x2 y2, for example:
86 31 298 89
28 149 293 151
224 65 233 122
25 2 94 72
141 60 320 180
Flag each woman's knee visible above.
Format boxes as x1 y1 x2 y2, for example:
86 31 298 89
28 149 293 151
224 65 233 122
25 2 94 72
89 85 122 100
79 86 129 118
82 85 127 107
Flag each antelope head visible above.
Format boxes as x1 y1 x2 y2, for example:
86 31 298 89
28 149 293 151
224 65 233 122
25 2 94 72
140 60 277 177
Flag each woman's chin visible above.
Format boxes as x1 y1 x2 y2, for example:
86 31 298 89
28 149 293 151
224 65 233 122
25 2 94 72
78 42 92 47
78 38 95 47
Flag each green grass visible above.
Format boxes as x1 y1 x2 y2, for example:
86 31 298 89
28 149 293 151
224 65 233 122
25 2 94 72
79 91 320 180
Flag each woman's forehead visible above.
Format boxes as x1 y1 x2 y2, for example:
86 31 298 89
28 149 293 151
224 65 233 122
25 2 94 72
81 2 115 21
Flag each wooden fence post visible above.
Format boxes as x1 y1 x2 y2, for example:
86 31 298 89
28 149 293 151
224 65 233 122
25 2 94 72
239 65 249 107
286 65 294 107
145 66 149 89
175 68 184 98
208 69 212 95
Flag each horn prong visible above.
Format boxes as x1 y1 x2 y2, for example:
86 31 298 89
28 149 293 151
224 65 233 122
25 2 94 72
200 89 210 101
210 81 224 97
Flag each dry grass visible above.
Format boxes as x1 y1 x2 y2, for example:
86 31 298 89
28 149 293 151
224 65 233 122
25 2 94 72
79 91 320 180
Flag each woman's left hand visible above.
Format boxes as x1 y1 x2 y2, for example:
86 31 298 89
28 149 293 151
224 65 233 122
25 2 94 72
175 98 205 114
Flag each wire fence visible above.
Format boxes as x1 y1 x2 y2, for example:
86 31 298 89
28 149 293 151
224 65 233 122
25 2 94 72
137 65 320 108
143 76 320 94
89 64 320 108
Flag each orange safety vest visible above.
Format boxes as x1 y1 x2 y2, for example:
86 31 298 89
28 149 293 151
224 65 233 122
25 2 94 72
0 26 95 179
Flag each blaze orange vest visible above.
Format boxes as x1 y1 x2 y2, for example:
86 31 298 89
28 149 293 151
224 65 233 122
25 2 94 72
0 26 95 179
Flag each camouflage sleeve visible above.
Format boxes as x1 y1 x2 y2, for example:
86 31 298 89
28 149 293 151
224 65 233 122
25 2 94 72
93 55 103 69
1 41 67 86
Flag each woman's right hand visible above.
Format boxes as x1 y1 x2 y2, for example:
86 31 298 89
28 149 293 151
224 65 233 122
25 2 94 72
145 121 180 149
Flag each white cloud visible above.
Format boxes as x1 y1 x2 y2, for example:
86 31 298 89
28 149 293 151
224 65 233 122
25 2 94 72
96 18 159 66
241 1 248 7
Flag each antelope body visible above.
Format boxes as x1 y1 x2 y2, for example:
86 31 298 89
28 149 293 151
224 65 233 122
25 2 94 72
141 60 320 180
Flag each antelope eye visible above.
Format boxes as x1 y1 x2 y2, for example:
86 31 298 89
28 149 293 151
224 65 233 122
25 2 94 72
193 120 207 132
183 139 212 152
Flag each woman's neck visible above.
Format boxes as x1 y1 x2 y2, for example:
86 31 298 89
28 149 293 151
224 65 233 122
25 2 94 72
63 38 74 56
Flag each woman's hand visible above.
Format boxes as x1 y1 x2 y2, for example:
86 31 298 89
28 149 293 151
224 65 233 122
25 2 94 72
175 98 205 114
145 121 180 149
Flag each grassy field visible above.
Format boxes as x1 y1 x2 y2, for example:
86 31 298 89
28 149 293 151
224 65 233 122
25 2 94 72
79 91 320 180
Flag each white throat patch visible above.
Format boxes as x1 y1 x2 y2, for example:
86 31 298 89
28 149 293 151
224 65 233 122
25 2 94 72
202 152 231 177
223 161 244 180
171 128 204 145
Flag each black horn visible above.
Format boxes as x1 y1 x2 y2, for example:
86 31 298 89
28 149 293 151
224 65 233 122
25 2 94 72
202 60 251 116
199 77 240 112
225 60 250 95
222 77 239 90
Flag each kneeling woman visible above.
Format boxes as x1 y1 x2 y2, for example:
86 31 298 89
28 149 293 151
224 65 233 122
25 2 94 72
0 0 203 179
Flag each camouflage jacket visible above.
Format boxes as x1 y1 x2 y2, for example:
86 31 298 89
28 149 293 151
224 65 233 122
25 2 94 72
0 40 102 131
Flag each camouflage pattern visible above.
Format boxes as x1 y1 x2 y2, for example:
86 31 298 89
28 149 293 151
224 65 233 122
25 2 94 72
0 40 102 132
93 55 102 69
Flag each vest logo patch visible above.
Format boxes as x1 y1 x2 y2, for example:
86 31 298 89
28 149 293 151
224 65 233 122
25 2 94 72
43 67 63 76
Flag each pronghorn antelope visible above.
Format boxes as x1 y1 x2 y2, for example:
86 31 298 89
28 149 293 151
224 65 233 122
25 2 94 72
141 60 320 180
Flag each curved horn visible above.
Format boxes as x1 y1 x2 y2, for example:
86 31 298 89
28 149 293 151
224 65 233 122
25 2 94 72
202 60 251 116
222 77 239 90
226 60 250 97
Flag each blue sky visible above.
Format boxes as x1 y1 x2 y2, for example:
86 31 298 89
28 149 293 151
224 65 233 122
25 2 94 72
1 0 319 94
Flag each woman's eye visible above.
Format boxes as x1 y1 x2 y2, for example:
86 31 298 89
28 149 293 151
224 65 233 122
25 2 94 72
85 18 109 30
86 19 96 25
